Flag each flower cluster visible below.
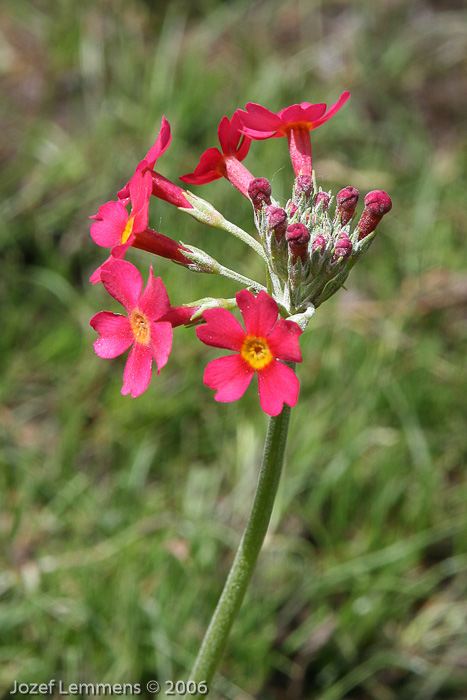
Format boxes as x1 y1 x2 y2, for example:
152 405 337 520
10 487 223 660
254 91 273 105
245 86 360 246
90 93 392 415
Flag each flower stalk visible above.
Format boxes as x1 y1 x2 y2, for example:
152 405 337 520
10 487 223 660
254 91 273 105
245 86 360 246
189 396 293 692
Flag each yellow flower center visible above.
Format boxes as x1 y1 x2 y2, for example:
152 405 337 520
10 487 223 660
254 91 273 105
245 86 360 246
240 335 273 370
130 310 150 345
121 216 135 244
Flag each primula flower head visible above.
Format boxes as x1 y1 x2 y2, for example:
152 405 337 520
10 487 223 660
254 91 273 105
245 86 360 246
196 289 302 416
90 258 173 398
180 113 255 198
238 92 350 176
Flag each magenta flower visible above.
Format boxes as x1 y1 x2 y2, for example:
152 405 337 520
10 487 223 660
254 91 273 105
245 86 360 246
180 113 255 198
117 116 171 200
90 258 173 398
90 169 152 255
196 289 302 416
237 92 350 176
117 116 193 209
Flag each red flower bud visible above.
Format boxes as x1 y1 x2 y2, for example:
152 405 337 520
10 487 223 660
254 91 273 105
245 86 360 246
357 190 392 241
335 186 359 226
312 234 326 254
287 201 298 217
286 222 310 264
295 173 314 200
314 192 330 212
265 205 288 242
333 231 352 261
248 177 272 210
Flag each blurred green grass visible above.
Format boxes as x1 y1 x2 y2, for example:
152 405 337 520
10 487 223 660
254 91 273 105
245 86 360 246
1 0 466 698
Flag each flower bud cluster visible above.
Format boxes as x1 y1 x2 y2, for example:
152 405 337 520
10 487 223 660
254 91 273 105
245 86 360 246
253 175 392 312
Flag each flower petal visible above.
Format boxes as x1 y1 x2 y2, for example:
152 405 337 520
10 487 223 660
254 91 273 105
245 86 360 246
90 201 129 247
217 113 251 159
150 321 173 373
138 266 171 321
236 289 279 337
180 148 224 185
315 91 350 125
217 116 235 154
129 169 152 232
203 354 254 402
267 319 303 363
238 103 283 136
196 308 245 350
145 115 172 168
122 343 153 397
278 102 327 125
100 258 143 313
257 361 300 416
90 312 133 358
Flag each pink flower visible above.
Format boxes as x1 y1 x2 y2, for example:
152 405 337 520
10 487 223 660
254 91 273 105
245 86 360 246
237 92 350 176
90 258 173 398
180 113 255 198
196 290 302 416
117 116 193 209
90 169 152 255
117 116 172 199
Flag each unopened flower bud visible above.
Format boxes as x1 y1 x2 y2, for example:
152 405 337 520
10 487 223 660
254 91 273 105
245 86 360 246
314 192 330 212
335 186 359 226
312 234 326 254
248 177 272 210
294 174 314 201
357 190 392 241
287 201 298 217
333 231 352 262
286 222 310 265
265 205 288 242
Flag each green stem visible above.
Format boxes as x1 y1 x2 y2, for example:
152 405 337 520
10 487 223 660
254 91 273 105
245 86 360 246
217 263 267 293
189 399 293 693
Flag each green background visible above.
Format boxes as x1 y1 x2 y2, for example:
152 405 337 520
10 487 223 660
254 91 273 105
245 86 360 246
1 0 466 698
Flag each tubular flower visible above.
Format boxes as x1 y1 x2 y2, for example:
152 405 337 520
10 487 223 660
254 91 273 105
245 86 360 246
90 258 173 398
196 289 302 416
237 92 350 176
90 169 152 256
180 113 255 198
